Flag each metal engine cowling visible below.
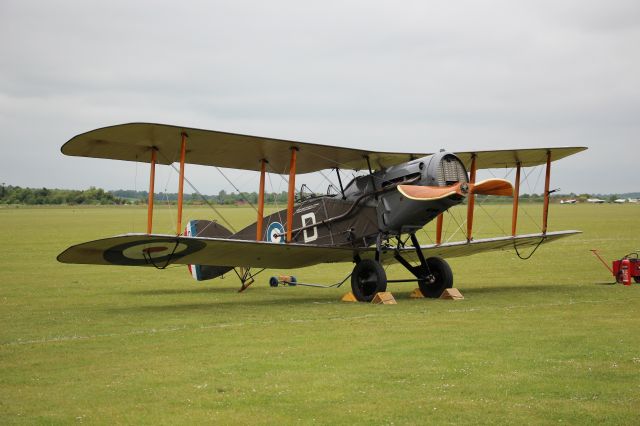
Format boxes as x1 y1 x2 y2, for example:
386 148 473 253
377 152 469 235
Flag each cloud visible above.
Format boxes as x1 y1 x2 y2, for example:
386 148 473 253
1 0 639 194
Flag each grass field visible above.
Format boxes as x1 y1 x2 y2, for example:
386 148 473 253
1 203 639 424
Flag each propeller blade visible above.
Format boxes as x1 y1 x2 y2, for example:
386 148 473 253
397 183 467 201
471 178 513 196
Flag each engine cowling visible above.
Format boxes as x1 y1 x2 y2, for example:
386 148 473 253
377 151 469 234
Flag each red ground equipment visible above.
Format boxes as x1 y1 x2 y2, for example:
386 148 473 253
591 250 640 286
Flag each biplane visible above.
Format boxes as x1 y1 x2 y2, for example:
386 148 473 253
57 123 587 302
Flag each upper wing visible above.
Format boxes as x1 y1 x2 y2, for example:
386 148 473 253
57 233 360 269
57 230 580 270
61 122 431 174
61 122 586 174
454 147 587 170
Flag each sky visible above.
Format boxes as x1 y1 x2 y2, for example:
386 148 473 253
1 0 639 196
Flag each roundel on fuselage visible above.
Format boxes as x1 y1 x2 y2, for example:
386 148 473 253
266 222 285 244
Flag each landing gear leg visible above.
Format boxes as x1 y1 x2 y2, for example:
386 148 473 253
394 233 453 298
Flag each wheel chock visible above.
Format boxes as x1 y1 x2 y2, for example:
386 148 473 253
371 292 397 305
440 288 464 300
341 292 359 302
409 288 425 298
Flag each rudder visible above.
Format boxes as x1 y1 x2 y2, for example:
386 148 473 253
185 220 234 281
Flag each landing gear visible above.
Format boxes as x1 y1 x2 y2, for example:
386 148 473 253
351 259 387 302
393 233 454 298
417 257 453 298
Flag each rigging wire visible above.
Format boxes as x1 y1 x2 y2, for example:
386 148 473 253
266 171 284 225
166 162 237 233
154 149 237 235
214 167 258 213
132 155 139 233
160 164 176 234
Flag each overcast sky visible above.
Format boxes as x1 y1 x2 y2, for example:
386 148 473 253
1 0 639 195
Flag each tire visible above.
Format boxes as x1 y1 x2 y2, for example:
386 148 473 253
351 259 387 302
269 277 279 287
634 277 640 284
418 257 453 298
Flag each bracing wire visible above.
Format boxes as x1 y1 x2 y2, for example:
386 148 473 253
167 163 237 233
214 167 258 213
154 149 237 235
266 171 284 224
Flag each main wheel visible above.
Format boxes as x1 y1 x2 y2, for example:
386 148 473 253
351 259 387 302
635 277 640 284
418 257 453 298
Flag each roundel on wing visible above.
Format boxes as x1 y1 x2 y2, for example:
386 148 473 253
266 222 285 244
103 238 206 266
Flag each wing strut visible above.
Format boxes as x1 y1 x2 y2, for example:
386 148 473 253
542 150 551 235
176 132 187 234
511 162 521 236
335 168 346 199
286 147 298 242
146 148 157 234
466 154 477 241
435 213 444 245
256 159 267 241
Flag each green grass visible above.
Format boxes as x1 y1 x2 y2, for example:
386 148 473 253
1 204 639 424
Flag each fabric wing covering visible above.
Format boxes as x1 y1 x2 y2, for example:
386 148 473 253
61 122 587 173
57 230 579 269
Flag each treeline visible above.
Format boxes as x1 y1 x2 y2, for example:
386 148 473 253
0 185 125 205
2 184 636 206
111 189 292 205
0 186 293 206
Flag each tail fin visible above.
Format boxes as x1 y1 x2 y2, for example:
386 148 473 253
185 220 234 281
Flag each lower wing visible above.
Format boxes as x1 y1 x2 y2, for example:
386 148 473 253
57 230 580 270
57 233 360 269
386 230 580 263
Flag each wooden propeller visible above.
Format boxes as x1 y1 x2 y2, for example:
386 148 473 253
397 178 513 201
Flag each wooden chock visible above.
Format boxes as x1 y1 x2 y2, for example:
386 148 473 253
440 288 464 300
409 288 425 298
371 292 397 305
341 292 358 302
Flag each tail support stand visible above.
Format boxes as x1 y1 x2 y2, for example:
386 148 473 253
236 267 265 292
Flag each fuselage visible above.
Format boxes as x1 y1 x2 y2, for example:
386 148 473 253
230 151 470 248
